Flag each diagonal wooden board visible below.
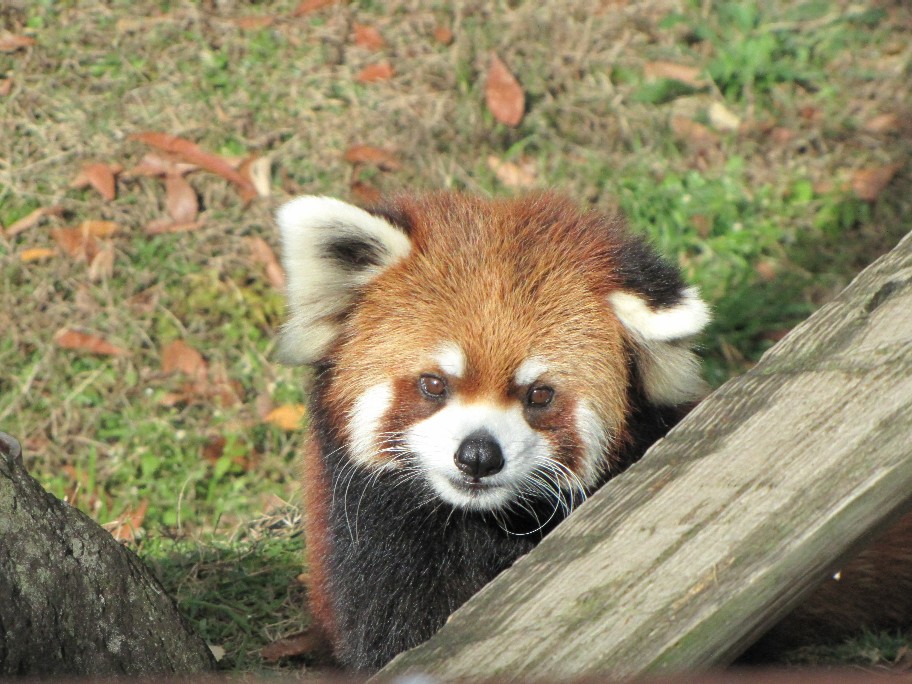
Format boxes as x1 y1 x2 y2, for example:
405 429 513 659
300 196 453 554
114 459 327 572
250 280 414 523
380 231 912 680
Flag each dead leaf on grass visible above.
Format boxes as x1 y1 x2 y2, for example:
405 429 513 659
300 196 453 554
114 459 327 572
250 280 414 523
88 243 115 281
852 162 903 201
261 630 326 661
433 26 454 45
293 0 344 15
708 102 741 131
145 218 206 235
353 24 385 50
130 132 257 202
485 54 524 127
54 328 126 356
247 236 286 289
201 437 226 464
230 16 276 30
357 62 394 83
0 79 11 96
161 339 208 381
19 247 57 263
0 34 36 52
6 205 64 237
863 113 900 134
344 145 401 171
264 404 307 431
487 156 537 188
124 153 198 178
105 499 149 542
165 173 199 223
51 227 98 261
643 61 705 87
80 220 118 238
671 116 719 149
239 155 271 198
71 162 121 201
350 180 382 204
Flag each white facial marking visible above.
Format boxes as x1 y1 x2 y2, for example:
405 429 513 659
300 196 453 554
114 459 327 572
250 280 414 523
514 356 549 387
432 342 466 378
347 382 393 466
574 400 611 487
608 287 710 342
405 400 553 511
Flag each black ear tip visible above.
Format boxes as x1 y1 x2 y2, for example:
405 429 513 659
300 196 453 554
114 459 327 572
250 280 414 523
323 234 387 270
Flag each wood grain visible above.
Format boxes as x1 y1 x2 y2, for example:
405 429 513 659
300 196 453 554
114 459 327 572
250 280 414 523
380 231 912 680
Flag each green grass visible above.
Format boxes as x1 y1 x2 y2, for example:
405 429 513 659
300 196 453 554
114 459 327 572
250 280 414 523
2 0 910 673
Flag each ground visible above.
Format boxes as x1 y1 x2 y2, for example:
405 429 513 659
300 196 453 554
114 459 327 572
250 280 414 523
1 0 910 674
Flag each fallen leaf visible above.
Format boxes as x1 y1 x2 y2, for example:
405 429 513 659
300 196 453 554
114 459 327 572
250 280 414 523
54 328 126 356
130 132 257 202
353 24 385 50
6 205 64 237
487 156 537 188
433 26 454 45
241 156 272 197
161 339 208 381
0 34 36 52
230 16 276 30
485 54 524 127
670 116 718 149
708 101 741 131
350 181 382 204
80 220 118 238
852 162 903 201
19 247 57 263
165 173 199 223
202 437 226 464
261 630 326 661
51 227 98 261
247 237 286 289
264 404 307 431
0 79 11 96
145 218 205 235
799 105 822 122
105 499 149 542
357 62 394 83
124 153 197 178
343 145 401 171
71 162 120 201
88 244 115 281
863 113 900 134
293 0 342 15
643 61 705 87
209 645 226 663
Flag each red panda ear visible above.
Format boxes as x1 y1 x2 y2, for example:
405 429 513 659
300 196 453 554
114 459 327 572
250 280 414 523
608 287 711 405
275 196 412 365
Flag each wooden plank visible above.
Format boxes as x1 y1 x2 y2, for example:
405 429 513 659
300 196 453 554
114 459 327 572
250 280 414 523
380 231 912 680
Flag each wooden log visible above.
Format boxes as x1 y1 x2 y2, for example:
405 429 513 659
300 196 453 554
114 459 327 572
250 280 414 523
380 231 912 680
0 431 216 676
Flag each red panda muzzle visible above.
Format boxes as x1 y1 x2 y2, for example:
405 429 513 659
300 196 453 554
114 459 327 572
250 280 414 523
454 430 505 479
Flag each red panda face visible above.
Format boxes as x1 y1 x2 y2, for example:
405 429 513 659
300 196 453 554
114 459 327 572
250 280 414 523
277 193 709 513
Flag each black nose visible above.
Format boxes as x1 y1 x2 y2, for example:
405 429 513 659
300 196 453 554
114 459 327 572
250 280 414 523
454 430 504 478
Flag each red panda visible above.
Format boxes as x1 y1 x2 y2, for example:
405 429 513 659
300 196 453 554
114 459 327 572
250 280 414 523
275 192 912 670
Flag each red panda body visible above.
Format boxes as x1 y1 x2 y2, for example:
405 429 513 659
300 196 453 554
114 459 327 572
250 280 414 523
276 193 912 670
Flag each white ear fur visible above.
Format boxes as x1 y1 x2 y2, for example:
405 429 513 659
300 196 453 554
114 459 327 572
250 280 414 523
608 287 711 405
276 196 411 365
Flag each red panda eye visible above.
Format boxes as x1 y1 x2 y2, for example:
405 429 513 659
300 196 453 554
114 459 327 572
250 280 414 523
527 386 554 407
419 374 448 399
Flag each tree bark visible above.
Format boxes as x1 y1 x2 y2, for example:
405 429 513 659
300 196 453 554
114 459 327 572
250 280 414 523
0 431 216 676
380 230 912 680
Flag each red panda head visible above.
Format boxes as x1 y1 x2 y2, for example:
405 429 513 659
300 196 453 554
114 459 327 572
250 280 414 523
278 193 709 513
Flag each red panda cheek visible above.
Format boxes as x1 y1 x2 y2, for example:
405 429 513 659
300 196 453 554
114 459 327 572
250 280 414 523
382 376 450 450
524 396 586 478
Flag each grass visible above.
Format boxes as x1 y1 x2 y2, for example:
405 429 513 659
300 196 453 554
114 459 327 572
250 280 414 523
2 0 911 673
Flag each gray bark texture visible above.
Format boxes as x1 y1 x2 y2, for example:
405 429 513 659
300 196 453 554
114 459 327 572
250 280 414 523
380 230 912 681
0 431 216 676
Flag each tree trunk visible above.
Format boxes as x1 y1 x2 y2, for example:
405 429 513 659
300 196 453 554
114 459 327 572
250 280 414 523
0 431 216 676
380 230 912 680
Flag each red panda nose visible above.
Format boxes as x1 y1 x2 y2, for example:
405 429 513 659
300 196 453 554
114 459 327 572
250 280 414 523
454 430 505 479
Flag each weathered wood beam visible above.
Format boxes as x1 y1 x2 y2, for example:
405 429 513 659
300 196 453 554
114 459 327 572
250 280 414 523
380 231 912 680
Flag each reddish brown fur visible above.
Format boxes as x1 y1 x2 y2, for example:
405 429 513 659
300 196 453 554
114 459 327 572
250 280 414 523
299 432 337 644
323 193 634 470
